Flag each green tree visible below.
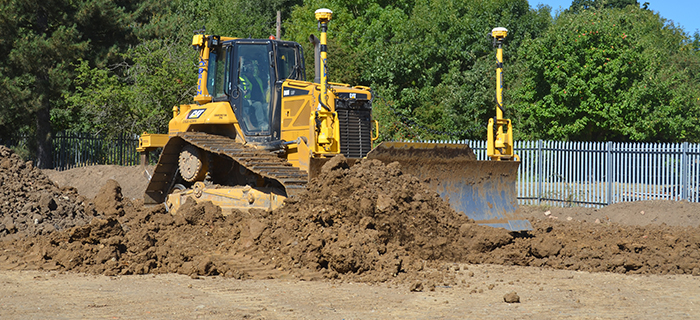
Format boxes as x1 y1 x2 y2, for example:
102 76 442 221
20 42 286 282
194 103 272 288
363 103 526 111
62 0 307 138
59 0 193 138
511 6 700 142
284 0 387 85
281 0 553 142
190 0 302 38
568 0 645 13
355 0 551 141
65 36 195 137
0 0 138 167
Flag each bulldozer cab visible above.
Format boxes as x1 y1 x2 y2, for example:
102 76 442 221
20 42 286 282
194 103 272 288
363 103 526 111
206 39 306 141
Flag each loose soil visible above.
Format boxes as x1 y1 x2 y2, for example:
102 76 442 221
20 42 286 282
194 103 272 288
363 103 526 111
0 146 98 240
1 145 700 318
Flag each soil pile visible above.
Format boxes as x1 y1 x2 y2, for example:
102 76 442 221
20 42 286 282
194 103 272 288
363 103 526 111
1 180 242 276
252 156 700 278
250 157 514 281
0 156 513 281
1 149 700 283
0 146 98 239
488 219 700 275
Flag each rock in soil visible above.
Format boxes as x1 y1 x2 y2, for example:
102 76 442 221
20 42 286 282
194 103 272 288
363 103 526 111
504 291 520 303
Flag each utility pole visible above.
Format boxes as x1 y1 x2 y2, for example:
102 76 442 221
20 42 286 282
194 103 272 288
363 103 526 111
276 11 281 40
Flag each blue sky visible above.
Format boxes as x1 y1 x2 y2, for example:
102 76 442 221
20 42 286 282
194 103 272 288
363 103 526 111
533 0 700 35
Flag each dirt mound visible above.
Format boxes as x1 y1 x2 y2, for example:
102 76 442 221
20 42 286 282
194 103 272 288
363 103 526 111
252 157 700 278
2 186 236 276
0 156 510 281
0 146 98 239
488 219 700 275
249 157 514 281
1 151 699 284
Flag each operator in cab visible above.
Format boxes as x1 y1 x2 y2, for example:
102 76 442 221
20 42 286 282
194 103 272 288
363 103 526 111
239 58 270 132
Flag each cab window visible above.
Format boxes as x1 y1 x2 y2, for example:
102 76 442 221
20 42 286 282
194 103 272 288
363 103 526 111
207 45 229 99
276 45 302 81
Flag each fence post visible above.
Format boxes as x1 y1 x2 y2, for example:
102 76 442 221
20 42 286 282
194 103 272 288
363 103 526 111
606 141 612 205
682 141 688 201
537 140 543 205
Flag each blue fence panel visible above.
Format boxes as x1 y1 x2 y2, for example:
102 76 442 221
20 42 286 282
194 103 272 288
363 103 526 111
450 139 700 207
511 140 700 207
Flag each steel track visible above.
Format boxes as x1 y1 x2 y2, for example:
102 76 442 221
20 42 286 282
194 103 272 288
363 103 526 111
144 132 307 204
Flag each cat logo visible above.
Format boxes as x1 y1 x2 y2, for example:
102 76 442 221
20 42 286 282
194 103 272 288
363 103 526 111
187 109 206 119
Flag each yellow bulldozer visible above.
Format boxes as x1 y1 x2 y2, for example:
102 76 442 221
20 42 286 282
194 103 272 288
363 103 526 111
138 9 531 231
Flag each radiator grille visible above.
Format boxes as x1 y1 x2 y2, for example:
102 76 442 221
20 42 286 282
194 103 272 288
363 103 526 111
336 99 372 159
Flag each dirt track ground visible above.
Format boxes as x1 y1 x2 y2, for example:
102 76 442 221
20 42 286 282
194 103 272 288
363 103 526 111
2 148 700 319
0 265 700 319
3 265 700 319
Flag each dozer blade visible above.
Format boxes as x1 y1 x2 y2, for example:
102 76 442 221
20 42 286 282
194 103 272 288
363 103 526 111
366 142 532 231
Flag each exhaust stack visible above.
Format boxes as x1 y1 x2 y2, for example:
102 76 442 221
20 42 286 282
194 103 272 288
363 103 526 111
308 34 321 84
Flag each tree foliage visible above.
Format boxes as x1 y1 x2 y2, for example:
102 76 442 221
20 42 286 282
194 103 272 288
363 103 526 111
568 0 646 13
285 0 551 141
65 37 195 136
193 0 302 38
365 0 550 141
4 0 700 164
62 0 304 138
0 0 142 167
511 6 700 142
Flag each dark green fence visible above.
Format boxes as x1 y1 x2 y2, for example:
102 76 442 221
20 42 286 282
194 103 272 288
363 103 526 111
52 132 141 171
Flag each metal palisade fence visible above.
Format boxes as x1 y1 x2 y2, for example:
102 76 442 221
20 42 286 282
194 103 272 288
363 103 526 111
52 132 141 170
460 140 700 207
